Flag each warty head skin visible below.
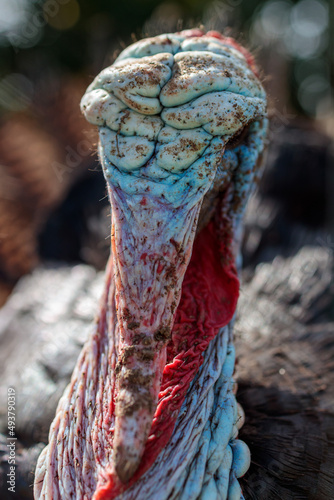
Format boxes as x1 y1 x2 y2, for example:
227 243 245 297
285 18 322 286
34 29 268 500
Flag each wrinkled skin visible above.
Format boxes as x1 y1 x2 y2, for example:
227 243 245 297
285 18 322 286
34 30 267 499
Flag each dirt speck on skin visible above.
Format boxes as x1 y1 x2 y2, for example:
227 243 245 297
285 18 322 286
140 348 155 362
128 321 140 330
165 264 178 289
122 307 133 322
154 326 171 342
171 300 177 314
121 368 152 388
115 390 154 416
132 333 153 345
170 238 181 253
119 346 136 366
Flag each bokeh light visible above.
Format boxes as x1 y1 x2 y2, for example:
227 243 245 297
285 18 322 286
44 0 80 31
290 0 328 38
0 0 41 48
0 0 28 35
251 0 331 117
298 74 331 116
259 0 291 39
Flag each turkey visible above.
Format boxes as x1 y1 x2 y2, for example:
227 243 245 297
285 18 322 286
34 29 267 499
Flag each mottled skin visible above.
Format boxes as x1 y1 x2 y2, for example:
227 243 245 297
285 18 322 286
34 29 267 499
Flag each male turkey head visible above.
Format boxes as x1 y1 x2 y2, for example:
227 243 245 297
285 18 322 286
81 30 267 485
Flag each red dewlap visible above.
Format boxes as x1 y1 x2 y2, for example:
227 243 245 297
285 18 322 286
94 219 239 499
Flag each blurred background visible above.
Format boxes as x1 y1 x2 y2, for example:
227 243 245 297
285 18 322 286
0 0 333 303
0 3 333 498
